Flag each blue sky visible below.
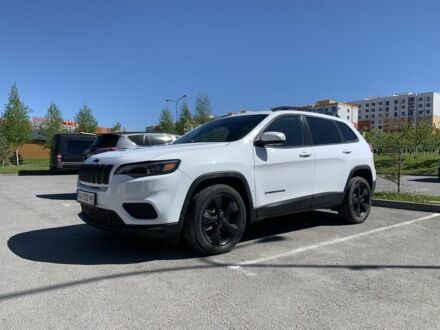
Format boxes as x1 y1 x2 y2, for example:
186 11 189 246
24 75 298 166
1 0 440 130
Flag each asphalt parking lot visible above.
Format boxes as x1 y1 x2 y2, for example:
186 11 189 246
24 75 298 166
1 175 440 329
376 175 440 195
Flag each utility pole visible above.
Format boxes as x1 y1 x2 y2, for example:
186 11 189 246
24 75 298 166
166 95 187 123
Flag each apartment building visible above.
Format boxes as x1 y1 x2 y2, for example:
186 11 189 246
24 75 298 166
272 100 359 126
308 99 359 127
349 92 440 131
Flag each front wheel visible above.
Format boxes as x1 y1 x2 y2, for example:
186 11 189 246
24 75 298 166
338 177 372 224
183 184 246 255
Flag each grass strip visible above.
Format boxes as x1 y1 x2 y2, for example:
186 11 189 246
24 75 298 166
374 191 440 204
374 152 438 176
0 159 50 175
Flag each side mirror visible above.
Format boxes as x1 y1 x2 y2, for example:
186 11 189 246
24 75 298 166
254 131 286 147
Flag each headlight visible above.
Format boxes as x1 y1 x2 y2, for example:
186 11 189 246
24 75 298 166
115 160 180 178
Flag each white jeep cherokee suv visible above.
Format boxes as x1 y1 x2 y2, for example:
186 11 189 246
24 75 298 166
77 110 376 255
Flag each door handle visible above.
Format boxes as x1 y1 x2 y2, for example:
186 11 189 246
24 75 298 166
299 152 312 158
343 149 352 154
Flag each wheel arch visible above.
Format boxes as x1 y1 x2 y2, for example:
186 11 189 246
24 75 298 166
178 172 255 233
345 165 374 194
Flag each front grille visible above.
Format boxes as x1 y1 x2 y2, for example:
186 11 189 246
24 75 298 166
80 205 161 231
79 164 113 184
81 205 126 229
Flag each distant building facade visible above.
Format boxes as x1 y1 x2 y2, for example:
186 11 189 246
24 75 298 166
348 92 440 131
145 125 158 133
31 117 112 139
278 100 358 127
306 99 359 127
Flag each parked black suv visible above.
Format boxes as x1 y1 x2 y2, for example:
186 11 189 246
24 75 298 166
50 133 96 171
84 132 179 160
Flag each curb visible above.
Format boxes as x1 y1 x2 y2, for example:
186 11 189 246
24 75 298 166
373 199 440 213
377 174 437 177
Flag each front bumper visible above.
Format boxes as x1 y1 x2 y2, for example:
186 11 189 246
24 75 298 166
77 168 192 227
79 205 180 239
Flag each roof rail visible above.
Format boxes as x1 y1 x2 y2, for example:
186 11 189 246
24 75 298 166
271 106 311 112
321 112 340 118
271 105 341 118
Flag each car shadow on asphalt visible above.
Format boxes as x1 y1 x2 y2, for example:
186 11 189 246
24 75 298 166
36 193 77 200
7 210 347 266
241 210 346 243
7 224 200 265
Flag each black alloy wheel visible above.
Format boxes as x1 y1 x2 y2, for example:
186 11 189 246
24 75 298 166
201 194 240 246
338 176 372 224
184 184 246 255
351 180 371 219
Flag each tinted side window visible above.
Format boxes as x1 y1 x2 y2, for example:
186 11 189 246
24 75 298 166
263 115 304 147
149 134 173 145
306 117 341 145
92 134 119 148
66 139 94 155
128 135 145 146
335 121 358 142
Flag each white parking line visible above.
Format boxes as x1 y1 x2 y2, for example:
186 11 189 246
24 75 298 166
228 213 440 271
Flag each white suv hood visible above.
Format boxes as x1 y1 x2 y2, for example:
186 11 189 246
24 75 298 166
85 142 230 166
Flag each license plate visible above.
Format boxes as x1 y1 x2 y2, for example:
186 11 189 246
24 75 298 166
77 190 96 206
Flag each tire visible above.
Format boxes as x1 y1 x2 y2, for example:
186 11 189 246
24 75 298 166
183 184 247 255
338 176 372 224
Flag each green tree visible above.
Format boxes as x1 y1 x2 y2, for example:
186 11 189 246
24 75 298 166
0 125 11 166
380 127 412 192
175 102 194 135
75 104 98 133
41 102 65 149
414 122 436 152
112 121 123 132
158 107 175 133
363 128 384 153
433 126 440 150
1 84 32 166
194 93 213 126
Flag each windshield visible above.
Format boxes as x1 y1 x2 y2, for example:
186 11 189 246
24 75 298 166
174 114 268 144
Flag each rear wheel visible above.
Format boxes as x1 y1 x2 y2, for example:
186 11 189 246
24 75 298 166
183 184 246 255
338 177 372 224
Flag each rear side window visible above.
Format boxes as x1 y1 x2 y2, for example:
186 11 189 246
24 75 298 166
306 117 341 145
92 135 120 148
66 139 94 155
128 135 145 146
263 115 304 147
149 134 173 145
335 121 358 142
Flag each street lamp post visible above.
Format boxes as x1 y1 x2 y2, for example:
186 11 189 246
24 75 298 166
166 95 187 123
